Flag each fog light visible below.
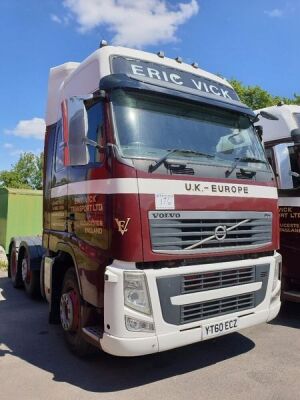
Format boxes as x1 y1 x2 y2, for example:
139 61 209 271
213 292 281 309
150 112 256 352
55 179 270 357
125 316 155 332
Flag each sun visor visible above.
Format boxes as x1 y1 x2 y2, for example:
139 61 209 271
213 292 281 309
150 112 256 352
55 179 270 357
99 73 255 118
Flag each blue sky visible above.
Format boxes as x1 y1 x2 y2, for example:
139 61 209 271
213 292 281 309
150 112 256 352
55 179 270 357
0 0 299 170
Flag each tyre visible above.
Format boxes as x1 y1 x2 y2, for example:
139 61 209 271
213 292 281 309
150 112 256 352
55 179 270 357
21 250 40 298
60 268 94 357
9 244 23 288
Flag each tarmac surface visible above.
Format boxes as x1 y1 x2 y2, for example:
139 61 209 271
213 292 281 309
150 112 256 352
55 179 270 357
0 269 300 400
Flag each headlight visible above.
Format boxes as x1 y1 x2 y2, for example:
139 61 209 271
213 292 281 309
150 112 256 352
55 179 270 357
124 272 152 315
272 261 281 291
125 316 155 332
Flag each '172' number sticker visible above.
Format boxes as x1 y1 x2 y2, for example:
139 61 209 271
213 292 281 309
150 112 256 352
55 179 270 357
155 193 175 210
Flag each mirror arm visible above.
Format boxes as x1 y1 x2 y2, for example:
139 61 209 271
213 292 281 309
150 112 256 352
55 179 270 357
83 137 103 150
289 170 300 178
82 137 112 153
91 90 106 99
252 114 260 123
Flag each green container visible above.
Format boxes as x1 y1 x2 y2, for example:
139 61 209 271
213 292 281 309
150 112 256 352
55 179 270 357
0 188 43 253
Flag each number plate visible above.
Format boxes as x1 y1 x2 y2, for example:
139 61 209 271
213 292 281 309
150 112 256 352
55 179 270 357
202 318 239 339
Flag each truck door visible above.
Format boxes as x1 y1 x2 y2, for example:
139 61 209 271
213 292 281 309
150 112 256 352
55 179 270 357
272 142 300 292
63 96 110 307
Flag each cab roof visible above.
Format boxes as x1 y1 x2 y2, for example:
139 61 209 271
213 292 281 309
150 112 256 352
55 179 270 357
256 104 300 143
46 45 238 126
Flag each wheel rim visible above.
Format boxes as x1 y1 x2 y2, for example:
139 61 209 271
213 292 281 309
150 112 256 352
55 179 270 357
21 256 31 283
60 289 79 332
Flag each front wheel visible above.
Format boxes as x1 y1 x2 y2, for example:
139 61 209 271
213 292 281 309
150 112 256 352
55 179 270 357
60 268 94 357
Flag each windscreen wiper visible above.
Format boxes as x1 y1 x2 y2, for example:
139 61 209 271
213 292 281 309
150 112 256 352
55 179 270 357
225 156 267 178
148 149 215 173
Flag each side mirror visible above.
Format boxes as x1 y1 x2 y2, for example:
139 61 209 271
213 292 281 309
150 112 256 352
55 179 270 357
273 143 294 189
253 111 279 123
62 96 91 166
260 111 279 121
291 128 300 143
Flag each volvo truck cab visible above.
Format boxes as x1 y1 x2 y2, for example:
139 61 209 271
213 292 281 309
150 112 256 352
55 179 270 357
10 44 281 356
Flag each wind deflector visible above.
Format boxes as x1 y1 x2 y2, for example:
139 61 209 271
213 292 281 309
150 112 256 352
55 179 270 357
99 73 255 118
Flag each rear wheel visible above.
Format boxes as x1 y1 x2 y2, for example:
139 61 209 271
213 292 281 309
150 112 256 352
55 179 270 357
9 244 22 288
60 268 94 357
21 250 40 298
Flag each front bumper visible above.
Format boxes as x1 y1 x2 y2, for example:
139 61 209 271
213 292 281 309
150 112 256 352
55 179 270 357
100 254 281 357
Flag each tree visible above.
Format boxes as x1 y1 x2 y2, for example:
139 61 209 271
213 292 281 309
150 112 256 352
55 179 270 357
229 79 300 109
279 94 300 105
0 152 43 190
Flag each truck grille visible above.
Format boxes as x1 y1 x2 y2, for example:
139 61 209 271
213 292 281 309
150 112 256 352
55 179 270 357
181 293 254 323
149 211 272 254
182 266 255 293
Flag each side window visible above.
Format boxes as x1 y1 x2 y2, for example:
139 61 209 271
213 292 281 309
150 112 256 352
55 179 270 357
86 100 104 164
288 145 300 188
55 122 65 172
265 147 275 172
293 113 300 127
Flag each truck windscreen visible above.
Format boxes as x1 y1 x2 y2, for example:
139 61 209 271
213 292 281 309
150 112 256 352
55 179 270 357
111 89 268 171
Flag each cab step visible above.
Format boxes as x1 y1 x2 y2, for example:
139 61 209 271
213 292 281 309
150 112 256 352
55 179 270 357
82 326 103 341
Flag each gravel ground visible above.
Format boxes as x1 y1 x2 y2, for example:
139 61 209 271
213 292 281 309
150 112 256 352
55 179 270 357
0 270 300 400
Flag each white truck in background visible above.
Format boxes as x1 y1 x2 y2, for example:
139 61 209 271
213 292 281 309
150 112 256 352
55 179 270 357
256 104 300 302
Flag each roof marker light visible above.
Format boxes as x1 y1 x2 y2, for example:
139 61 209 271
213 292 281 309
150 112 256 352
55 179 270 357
175 56 182 63
191 62 199 69
157 51 165 58
99 40 108 48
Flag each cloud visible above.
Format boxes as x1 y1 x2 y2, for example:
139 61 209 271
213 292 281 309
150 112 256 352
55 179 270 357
5 118 46 140
3 143 13 149
62 0 199 48
264 8 283 18
50 13 70 25
50 14 63 24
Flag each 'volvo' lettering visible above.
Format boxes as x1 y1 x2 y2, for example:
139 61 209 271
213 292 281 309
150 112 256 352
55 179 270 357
152 212 181 219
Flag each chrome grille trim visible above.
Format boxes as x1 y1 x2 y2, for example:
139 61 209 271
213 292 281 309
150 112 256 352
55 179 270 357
149 211 272 254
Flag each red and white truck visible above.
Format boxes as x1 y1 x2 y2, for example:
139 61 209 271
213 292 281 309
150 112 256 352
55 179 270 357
9 43 281 356
256 104 300 302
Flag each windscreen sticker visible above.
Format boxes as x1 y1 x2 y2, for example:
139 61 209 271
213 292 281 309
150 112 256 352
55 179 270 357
155 193 175 210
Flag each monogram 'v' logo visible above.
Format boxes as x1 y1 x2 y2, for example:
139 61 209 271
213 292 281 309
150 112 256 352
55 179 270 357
115 218 131 235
